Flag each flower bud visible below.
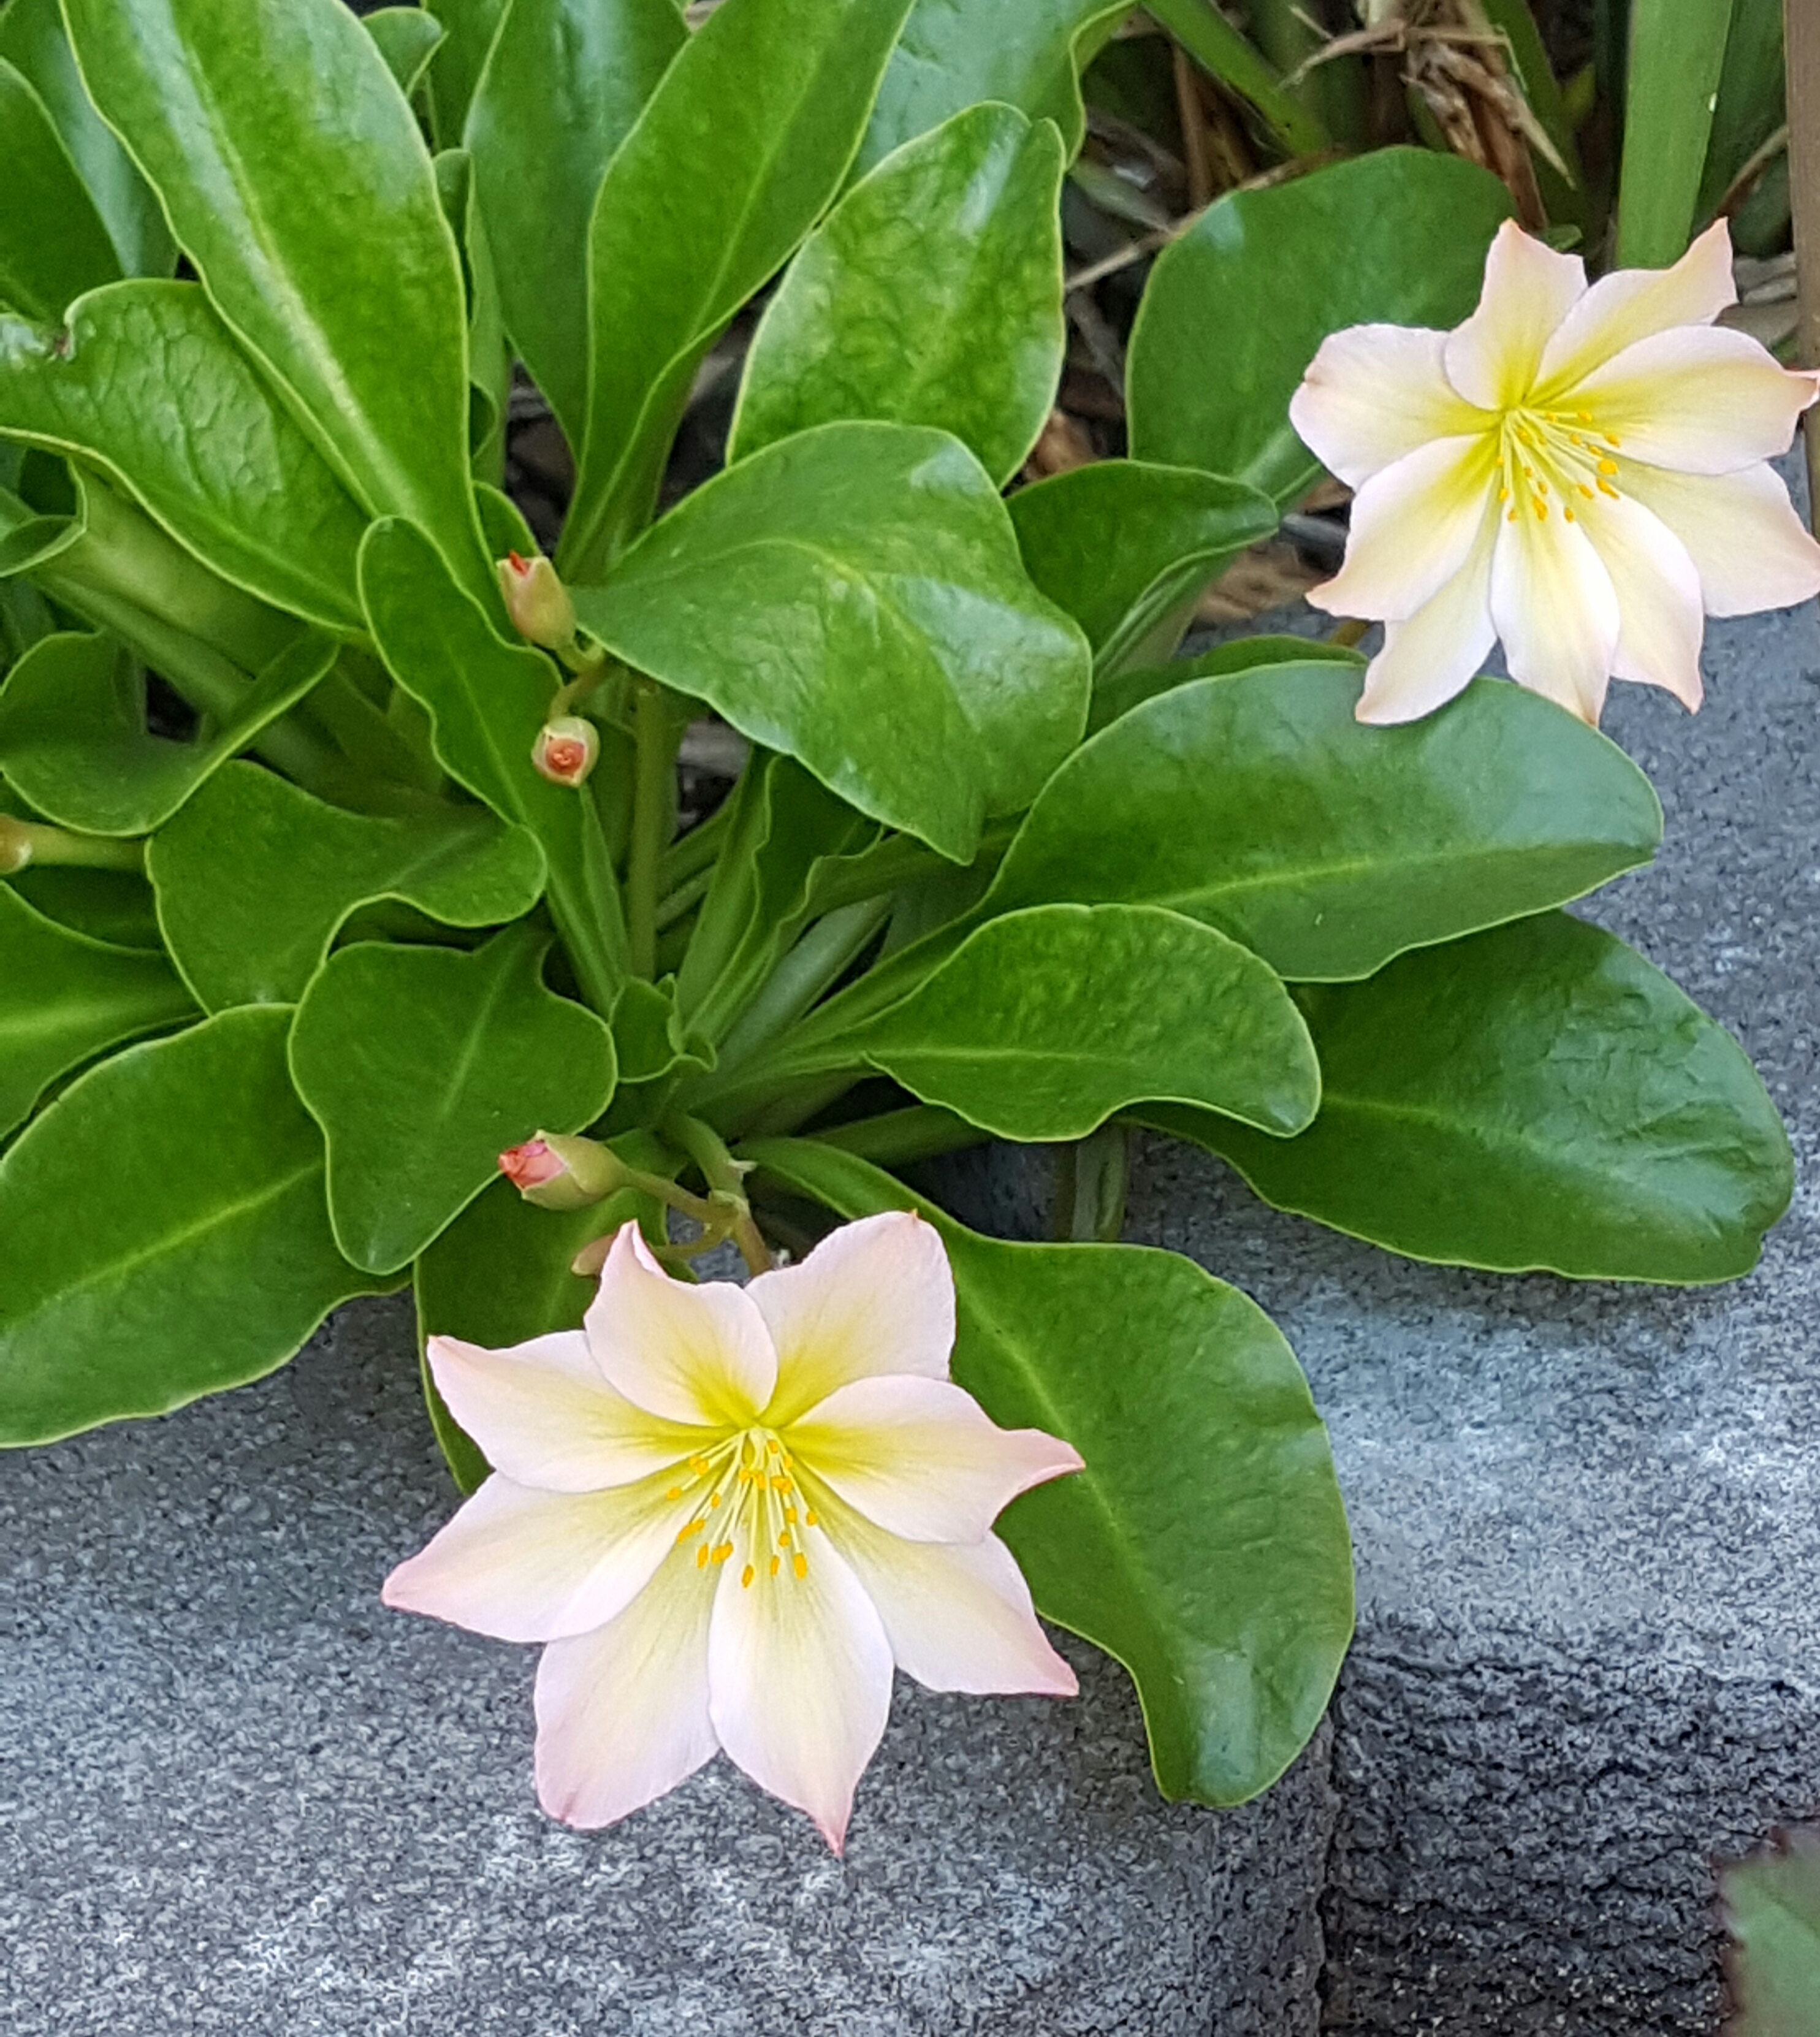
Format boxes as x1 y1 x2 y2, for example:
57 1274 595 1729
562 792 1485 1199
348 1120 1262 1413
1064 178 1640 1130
531 715 599 788
497 550 578 650
498 1132 632 1211
0 817 32 875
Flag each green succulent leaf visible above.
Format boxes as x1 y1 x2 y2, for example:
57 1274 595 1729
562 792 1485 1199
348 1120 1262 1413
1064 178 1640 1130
423 0 507 142
0 883 196 1139
1127 150 1513 507
0 628 337 836
362 6 447 95
1721 1826 1820 2036
858 902 1319 1142
0 57 121 325
986 666 1663 981
289 924 619 1276
732 102 1066 487
561 0 915 576
0 1005 389 1447
64 0 484 590
7 864 163 948
576 421 1090 864
743 1138 1355 1808
147 759 546 1011
358 517 625 1014
1165 913 1794 1284
1087 632 1365 737
1009 460 1279 677
0 284 370 630
466 0 685 451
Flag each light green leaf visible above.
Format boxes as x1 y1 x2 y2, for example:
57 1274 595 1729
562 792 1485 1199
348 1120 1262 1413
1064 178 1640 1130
64 0 484 590
1721 1826 1820 2036
1170 913 1793 1283
1616 0 1735 266
0 283 370 630
147 758 546 1011
1127 150 1513 507
987 666 1662 981
466 0 685 450
0 1005 389 1447
0 882 195 1137
0 58 121 324
858 902 1318 1141
731 103 1066 487
575 421 1090 864
364 6 446 95
1009 460 1278 676
743 1138 1354 1807
1087 632 1365 737
561 0 915 576
359 518 626 1013
0 628 337 834
7 863 163 948
289 924 618 1275
424 0 507 142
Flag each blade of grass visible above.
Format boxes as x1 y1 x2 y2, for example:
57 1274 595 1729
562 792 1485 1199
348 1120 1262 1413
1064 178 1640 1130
1615 0 1736 265
1143 0 1328 159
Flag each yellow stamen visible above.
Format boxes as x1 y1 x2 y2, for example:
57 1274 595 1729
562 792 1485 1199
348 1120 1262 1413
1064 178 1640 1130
1533 499 1547 519
711 1542 733 1564
677 1519 704 1543
793 1553 809 1580
1604 432 1621 447
804 1509 818 1526
1597 458 1618 476
742 1564 755 1588
1507 508 1518 522
1597 479 1619 498
665 1487 683 1501
1578 483 1594 498
696 1544 710 1568
1564 507 1575 522
1577 410 1593 423
770 1555 781 1578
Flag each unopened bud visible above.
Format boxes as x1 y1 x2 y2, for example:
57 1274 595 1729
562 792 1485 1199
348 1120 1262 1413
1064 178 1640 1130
0 817 32 875
498 1131 631 1210
531 715 599 788
497 550 578 650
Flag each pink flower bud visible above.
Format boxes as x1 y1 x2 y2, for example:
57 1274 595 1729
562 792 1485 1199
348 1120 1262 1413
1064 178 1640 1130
531 716 600 788
497 550 578 650
498 1131 631 1210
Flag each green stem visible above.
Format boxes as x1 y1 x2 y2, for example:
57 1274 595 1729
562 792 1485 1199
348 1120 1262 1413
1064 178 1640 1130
658 796 735 896
1143 0 1329 158
626 677 679 980
668 1113 774 1274
807 1105 986 1169
0 816 145 874
707 898 893 1083
655 860 716 931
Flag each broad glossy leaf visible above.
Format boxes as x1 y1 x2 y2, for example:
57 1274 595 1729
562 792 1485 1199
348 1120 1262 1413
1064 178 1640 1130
857 0 1127 172
364 6 446 94
65 0 484 589
1722 1827 1820 2036
148 759 546 1010
0 284 370 629
8 864 162 948
576 422 1090 862
1175 913 1794 1284
359 519 625 1013
0 628 337 834
0 58 120 323
466 0 685 449
0 0 172 276
289 926 618 1275
743 1138 1354 1806
732 104 1065 487
1087 632 1364 736
0 883 195 1137
1010 460 1278 676
424 0 506 142
988 666 1662 981
0 1006 387 1447
1127 150 1513 506
859 902 1317 1141
562 0 914 576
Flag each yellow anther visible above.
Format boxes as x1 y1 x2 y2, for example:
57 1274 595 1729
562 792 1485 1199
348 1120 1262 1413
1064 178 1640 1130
665 1487 683 1501
1521 463 1534 478
689 1456 710 1474
785 1506 798 1523
1597 478 1619 498
804 1509 818 1526
1507 508 1518 522
1536 477 1548 493
1498 485 1509 503
696 1544 710 1568
709 1492 721 1509
742 1564 755 1589
1564 507 1575 522
765 1438 780 1454
712 1542 733 1564
793 1553 809 1580
1578 483 1594 498
1533 499 1547 519
677 1519 704 1542
771 1475 791 1492
1604 432 1621 447
778 1529 791 1547
770 1555 782 1578
1597 458 1618 476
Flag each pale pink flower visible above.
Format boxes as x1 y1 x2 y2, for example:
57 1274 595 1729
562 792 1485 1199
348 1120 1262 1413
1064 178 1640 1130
1289 219 1820 725
384 1214 1082 1852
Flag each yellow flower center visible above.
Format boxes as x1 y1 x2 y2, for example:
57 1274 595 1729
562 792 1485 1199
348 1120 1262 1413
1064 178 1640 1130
666 1426 821 1588
1494 405 1623 528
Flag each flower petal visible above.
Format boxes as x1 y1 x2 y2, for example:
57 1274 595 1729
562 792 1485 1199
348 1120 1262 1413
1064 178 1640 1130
1288 324 1487 488
1575 487 1705 709
707 1525 893 1854
829 1501 1076 1697
1308 433 1496 622
381 1469 683 1643
533 1553 719 1829
749 1211 954 1428
1535 218 1735 395
1566 327 1819 474
1443 219 1586 410
585 1222 777 1426
1490 493 1621 722
427 1331 709 1494
1355 500 1499 724
789 1374 1083 1544
1616 459 1820 617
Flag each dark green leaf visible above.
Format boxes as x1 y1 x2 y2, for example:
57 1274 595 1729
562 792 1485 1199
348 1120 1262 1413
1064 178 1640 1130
289 925 618 1275
1127 150 1513 507
575 421 1090 863
364 6 446 94
0 58 121 324
0 1005 388 1447
1615 0 1734 266
0 283 370 630
859 902 1318 1141
560 0 915 576
732 103 1065 487
1721 1826 1820 2036
1087 631 1364 736
1171 913 1793 1283
147 758 546 1010
0 882 195 1137
7 864 162 948
988 666 1662 981
1697 0 1784 221
424 0 506 142
743 1138 1355 1807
